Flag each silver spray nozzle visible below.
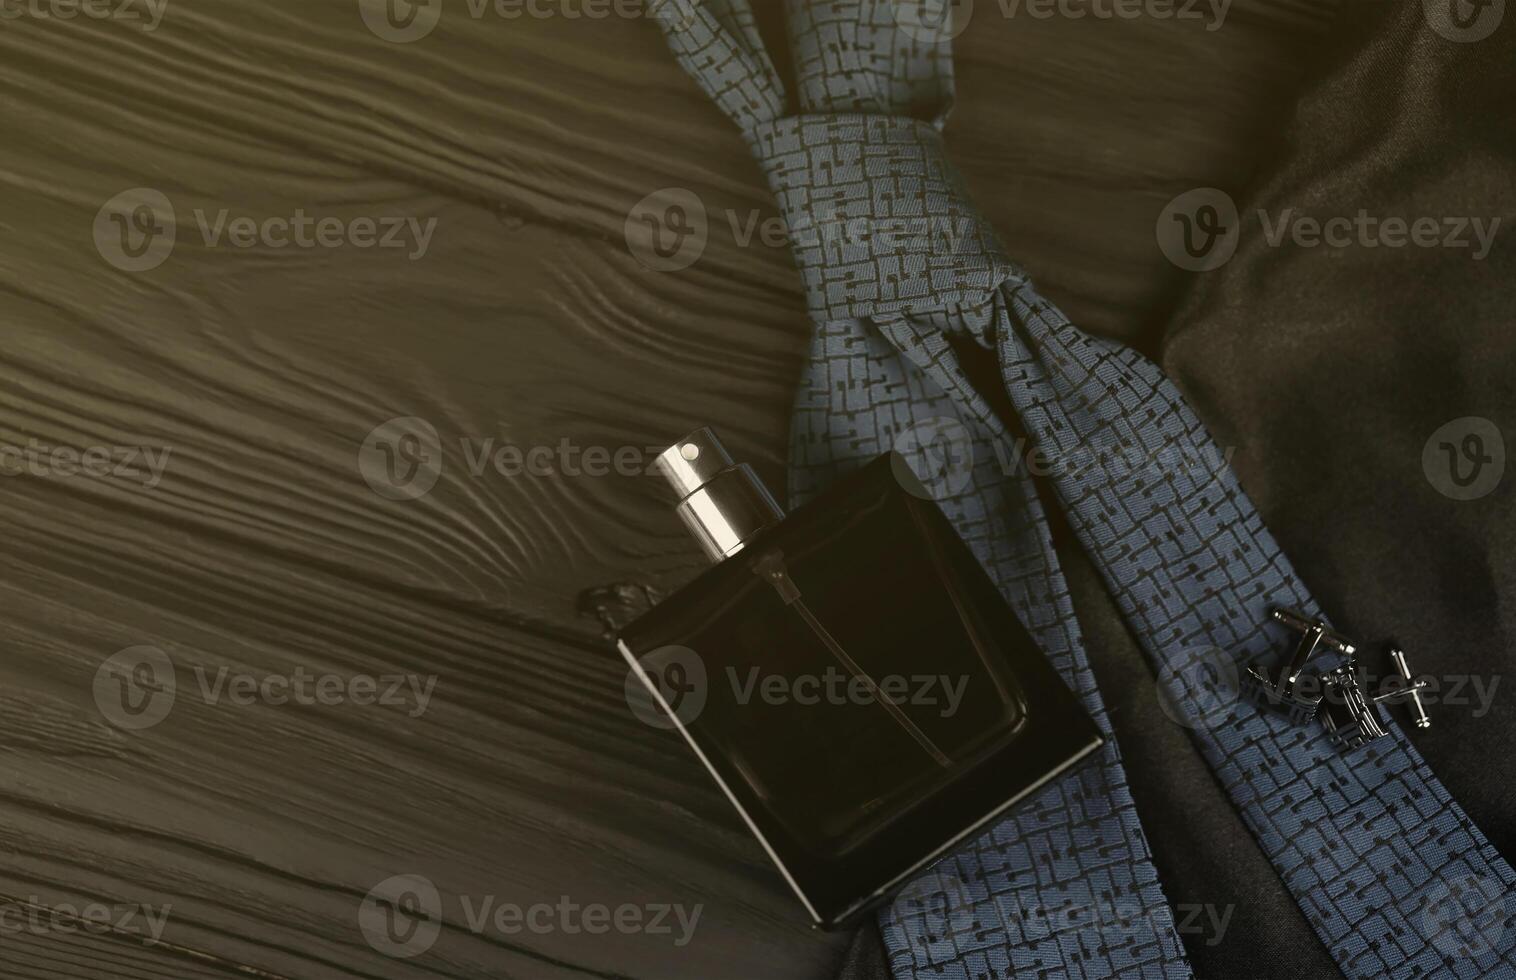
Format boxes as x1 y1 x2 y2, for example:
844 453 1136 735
654 427 784 562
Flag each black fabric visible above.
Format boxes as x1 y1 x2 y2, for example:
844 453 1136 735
837 1 1514 977
837 915 893 980
1162 0 1516 871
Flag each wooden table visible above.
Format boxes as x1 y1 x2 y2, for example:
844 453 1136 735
0 2 1330 976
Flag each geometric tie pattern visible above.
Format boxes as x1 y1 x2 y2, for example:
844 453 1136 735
647 3 1516 977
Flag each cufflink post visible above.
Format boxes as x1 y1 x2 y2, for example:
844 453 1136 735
1379 647 1432 730
1269 608 1357 655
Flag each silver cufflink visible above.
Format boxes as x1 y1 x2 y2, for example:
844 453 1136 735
1241 608 1431 750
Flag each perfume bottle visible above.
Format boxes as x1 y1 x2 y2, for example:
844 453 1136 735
619 428 1102 929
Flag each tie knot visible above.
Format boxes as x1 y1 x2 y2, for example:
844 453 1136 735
744 113 1021 324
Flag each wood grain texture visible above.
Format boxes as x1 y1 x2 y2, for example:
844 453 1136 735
0 921 252 980
0 1 1334 977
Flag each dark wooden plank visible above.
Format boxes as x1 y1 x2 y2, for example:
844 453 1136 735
0 508 841 978
0 922 253 980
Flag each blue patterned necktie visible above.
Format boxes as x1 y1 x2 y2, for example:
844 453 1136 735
648 3 1516 978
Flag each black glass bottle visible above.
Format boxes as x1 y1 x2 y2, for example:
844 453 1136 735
619 428 1102 929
